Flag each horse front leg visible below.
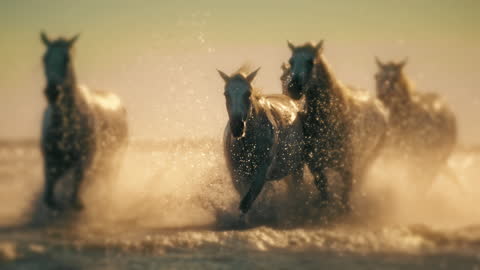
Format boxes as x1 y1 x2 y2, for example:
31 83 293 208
312 168 330 205
70 165 86 211
285 166 306 217
70 158 93 211
43 163 65 211
306 150 330 205
239 163 269 214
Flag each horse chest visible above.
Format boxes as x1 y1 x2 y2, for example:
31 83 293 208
42 107 94 162
304 112 347 145
226 119 274 173
230 136 271 172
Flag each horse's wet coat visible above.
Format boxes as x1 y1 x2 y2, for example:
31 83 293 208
282 41 387 210
40 33 128 211
220 69 304 214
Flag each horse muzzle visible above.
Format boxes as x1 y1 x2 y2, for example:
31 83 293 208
230 118 246 138
287 77 304 100
378 80 392 90
44 85 61 103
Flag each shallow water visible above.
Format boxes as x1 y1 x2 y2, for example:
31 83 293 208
0 139 479 269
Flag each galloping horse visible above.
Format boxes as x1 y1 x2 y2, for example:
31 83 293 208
282 41 387 211
219 67 304 214
40 32 128 211
375 58 457 190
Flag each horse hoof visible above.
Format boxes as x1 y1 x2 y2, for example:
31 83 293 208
239 201 250 214
238 213 249 228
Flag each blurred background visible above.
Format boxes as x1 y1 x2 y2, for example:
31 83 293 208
0 0 478 144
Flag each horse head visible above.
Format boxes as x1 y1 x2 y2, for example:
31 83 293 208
218 67 260 138
375 57 408 105
41 32 79 103
285 40 323 99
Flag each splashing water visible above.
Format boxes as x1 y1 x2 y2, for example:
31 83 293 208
0 139 479 269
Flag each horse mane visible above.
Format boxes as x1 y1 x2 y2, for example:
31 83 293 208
250 87 265 116
312 54 349 113
396 70 415 99
234 63 254 75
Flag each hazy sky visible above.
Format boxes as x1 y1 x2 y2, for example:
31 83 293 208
0 0 479 143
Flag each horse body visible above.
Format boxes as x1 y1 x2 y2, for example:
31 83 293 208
79 87 128 154
40 33 128 210
42 86 127 162
375 59 456 188
224 94 304 181
284 42 387 210
346 87 389 179
220 69 304 214
389 92 456 155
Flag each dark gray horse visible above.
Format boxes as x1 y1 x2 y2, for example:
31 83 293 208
375 57 457 191
40 32 128 211
219 67 304 214
282 41 387 211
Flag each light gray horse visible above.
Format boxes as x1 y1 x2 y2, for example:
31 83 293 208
375 57 457 191
282 41 387 212
219 67 304 214
40 32 128 211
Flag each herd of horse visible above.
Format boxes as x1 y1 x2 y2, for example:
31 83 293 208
39 32 457 218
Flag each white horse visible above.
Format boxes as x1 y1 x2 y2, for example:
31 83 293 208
40 32 128 211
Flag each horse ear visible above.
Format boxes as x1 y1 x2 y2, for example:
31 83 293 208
287 40 295 51
398 57 408 68
246 67 260 83
315 40 324 51
217 69 230 83
375 56 384 68
41 31 50 46
68 34 80 47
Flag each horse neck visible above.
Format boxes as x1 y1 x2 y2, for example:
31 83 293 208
250 90 263 116
47 62 80 112
388 73 415 117
306 55 347 117
244 92 267 137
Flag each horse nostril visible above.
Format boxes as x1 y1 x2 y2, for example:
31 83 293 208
230 118 245 137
